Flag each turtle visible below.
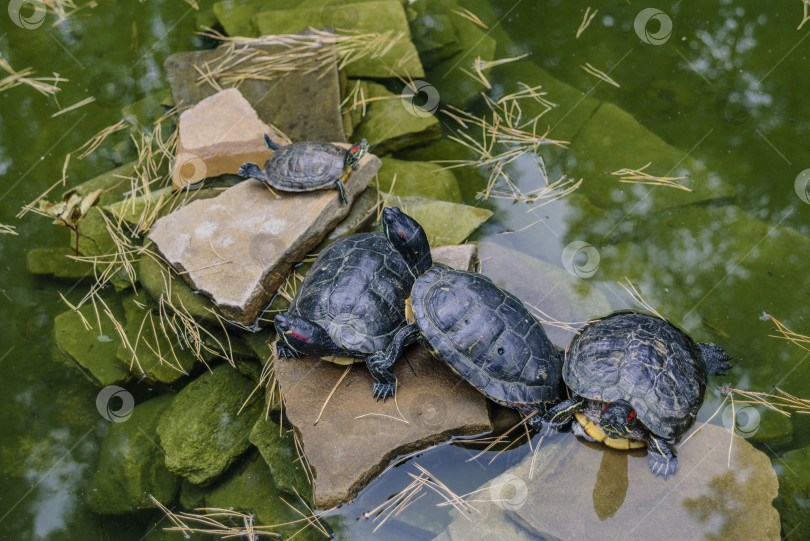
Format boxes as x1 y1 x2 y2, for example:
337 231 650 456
238 134 369 204
543 311 732 479
274 229 423 398
366 207 564 420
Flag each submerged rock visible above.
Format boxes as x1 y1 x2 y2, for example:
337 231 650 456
174 88 287 189
438 424 780 541
164 44 346 143
377 156 462 202
28 247 93 279
249 417 313 504
148 148 381 325
406 0 462 68
350 80 442 155
156 364 262 486
255 1 424 79
380 195 492 245
88 395 178 514
775 444 810 540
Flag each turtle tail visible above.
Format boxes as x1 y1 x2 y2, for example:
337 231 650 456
699 342 732 376
263 133 281 151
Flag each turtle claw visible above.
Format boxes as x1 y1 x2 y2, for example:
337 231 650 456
648 453 678 479
372 381 395 402
276 343 299 358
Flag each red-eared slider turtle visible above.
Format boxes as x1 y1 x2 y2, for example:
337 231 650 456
238 135 369 204
367 207 564 419
544 311 732 479
274 229 423 398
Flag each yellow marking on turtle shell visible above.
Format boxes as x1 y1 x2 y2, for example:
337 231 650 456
321 355 360 365
405 297 415 324
574 412 645 450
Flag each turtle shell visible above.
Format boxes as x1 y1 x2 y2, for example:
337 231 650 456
564 312 708 439
289 233 413 355
410 264 563 407
264 142 344 191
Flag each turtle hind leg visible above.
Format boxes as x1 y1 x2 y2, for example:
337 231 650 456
543 396 585 431
334 179 348 204
699 343 732 375
263 133 281 150
238 162 267 181
365 323 420 402
647 434 678 479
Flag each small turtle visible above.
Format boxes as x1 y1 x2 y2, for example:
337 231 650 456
366 207 564 419
543 311 732 479
274 229 423 398
238 135 369 204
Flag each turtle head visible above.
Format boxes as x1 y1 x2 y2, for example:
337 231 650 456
344 139 369 169
382 207 432 276
599 400 638 437
274 313 335 357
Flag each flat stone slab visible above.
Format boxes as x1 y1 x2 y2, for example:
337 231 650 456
174 88 286 188
148 148 380 325
275 245 487 509
164 44 346 143
438 424 780 541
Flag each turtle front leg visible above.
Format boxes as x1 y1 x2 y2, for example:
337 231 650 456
543 396 585 432
514 403 548 430
238 162 268 182
647 434 678 479
334 179 348 205
366 323 420 401
275 342 300 358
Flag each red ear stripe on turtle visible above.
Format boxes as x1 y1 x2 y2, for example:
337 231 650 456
627 410 636 422
602 402 610 413
397 229 408 240
289 331 312 343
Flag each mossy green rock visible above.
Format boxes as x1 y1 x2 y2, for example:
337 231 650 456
53 303 129 387
377 157 462 202
381 195 492 245
116 296 198 384
88 395 178 514
747 407 793 449
351 81 441 155
568 103 735 215
157 364 262 485
775 445 810 539
138 249 218 322
255 1 424 79
68 161 137 206
27 247 93 279
121 89 173 131
213 0 267 37
319 186 379 248
407 2 461 68
249 417 313 504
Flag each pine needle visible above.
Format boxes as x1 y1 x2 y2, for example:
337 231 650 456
576 7 598 38
611 162 693 192
0 224 18 235
762 312 810 351
0 54 66 96
452 8 488 29
579 62 620 87
73 119 127 159
313 364 352 425
618 278 664 320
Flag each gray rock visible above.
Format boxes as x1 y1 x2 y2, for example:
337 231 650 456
439 423 780 541
88 395 178 514
148 148 381 325
157 364 262 486
164 44 346 143
431 243 478 271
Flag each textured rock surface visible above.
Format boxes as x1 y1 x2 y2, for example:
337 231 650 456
377 156 462 202
437 424 780 541
148 148 380 325
381 195 492 246
274 244 486 508
775 444 810 540
164 44 346 143
249 417 313 504
157 364 262 485
431 243 478 271
88 395 178 514
28 247 93 278
174 88 286 188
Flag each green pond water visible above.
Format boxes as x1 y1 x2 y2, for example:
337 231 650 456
1 0 809 539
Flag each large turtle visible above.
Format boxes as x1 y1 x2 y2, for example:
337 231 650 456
366 207 564 420
543 311 732 479
274 227 426 398
238 135 369 204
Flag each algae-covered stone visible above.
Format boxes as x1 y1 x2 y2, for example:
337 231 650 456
569 102 735 215
377 157 461 202
157 364 262 485
212 0 266 37
68 161 137 206
255 1 424 79
775 445 810 540
407 1 462 68
88 394 178 514
27 247 93 279
53 303 129 387
381 195 492 245
121 88 173 131
747 408 793 449
116 296 198 384
249 417 313 504
318 186 379 249
351 80 441 155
